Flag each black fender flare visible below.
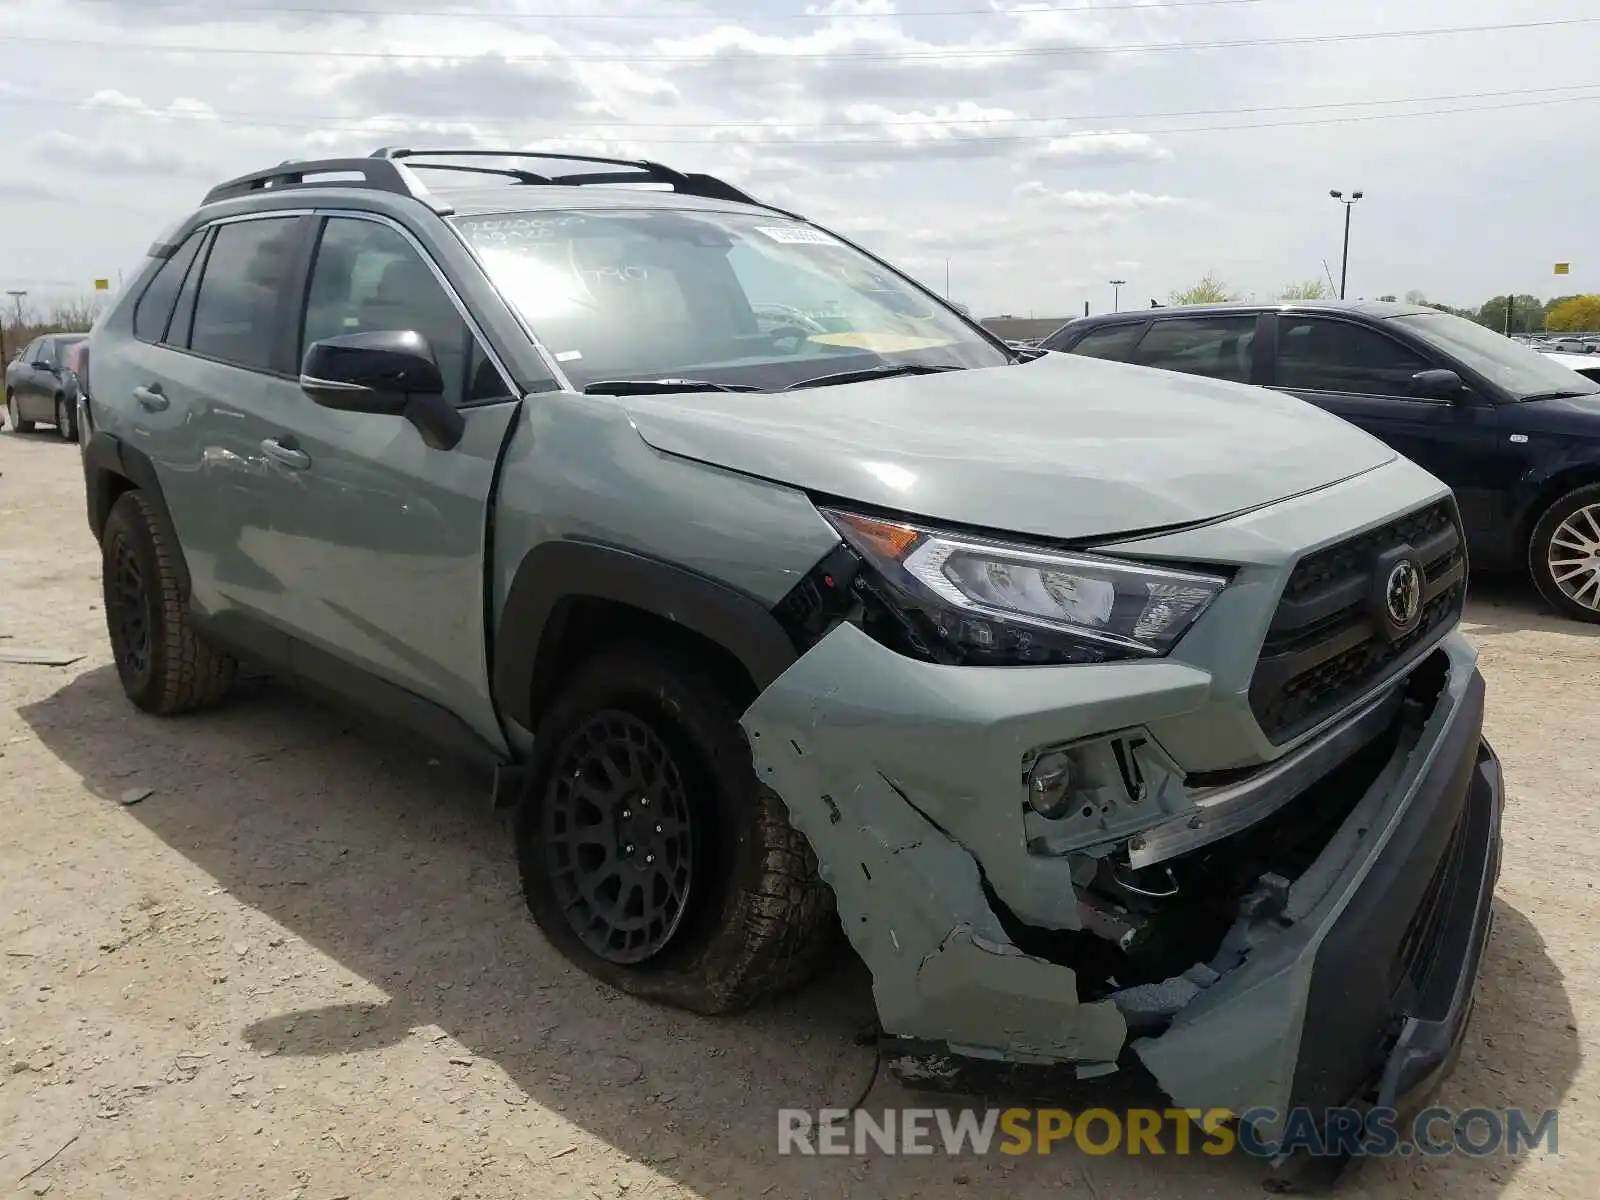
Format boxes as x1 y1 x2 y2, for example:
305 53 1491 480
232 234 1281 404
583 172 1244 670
82 430 192 600
492 540 798 732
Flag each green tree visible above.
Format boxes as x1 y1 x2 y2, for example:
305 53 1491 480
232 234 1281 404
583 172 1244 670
1546 295 1600 332
1474 294 1545 334
1278 280 1330 301
1170 272 1238 305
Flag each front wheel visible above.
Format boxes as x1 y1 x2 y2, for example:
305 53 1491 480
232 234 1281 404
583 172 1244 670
6 391 33 433
516 643 835 1013
1529 483 1600 622
102 490 238 713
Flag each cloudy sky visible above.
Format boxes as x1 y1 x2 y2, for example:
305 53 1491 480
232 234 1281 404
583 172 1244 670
0 0 1595 318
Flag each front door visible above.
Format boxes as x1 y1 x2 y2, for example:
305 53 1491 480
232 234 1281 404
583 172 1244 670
1266 313 1507 552
255 212 523 754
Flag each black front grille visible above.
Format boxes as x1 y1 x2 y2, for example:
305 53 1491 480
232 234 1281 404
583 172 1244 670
1250 498 1466 743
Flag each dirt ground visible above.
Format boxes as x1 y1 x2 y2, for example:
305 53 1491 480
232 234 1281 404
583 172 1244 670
2 428 1594 1199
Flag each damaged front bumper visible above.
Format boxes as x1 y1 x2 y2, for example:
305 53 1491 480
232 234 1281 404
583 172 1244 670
743 625 1501 1132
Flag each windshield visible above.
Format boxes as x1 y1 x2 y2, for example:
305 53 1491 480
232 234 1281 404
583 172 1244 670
452 207 1009 390
1390 312 1600 400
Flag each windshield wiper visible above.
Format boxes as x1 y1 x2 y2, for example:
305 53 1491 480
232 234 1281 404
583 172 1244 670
1517 389 1595 402
783 362 966 390
582 378 764 395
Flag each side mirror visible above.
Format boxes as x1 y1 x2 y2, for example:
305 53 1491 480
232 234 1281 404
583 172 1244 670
31 359 52 372
300 330 463 451
1409 368 1467 402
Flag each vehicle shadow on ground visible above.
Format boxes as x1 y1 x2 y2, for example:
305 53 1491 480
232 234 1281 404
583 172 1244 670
20 667 1580 1199
1464 572 1600 639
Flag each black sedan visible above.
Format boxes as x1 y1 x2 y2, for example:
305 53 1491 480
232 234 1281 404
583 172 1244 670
5 332 88 439
1042 301 1600 622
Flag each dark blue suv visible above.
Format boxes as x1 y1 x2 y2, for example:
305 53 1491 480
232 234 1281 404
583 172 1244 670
1043 301 1600 622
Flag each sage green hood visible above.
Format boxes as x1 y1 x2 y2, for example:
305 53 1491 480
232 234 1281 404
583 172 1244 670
622 352 1397 541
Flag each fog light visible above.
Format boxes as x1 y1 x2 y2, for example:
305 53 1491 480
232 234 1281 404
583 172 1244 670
1026 750 1076 819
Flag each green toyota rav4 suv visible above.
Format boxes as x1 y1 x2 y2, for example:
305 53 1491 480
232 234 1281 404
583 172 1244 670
80 149 1501 1162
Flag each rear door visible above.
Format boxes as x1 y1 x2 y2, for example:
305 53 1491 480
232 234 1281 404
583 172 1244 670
1127 313 1269 385
117 213 310 663
1265 313 1506 543
255 211 525 753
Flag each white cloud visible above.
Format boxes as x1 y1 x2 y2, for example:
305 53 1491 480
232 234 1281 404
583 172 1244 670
1014 181 1186 210
1033 131 1172 164
0 0 1593 312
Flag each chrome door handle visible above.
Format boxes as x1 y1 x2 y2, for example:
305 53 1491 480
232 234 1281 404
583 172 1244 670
132 384 168 412
260 437 311 470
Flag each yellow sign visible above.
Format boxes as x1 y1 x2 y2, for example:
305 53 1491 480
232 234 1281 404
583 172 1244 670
1554 263 1570 275
93 278 110 290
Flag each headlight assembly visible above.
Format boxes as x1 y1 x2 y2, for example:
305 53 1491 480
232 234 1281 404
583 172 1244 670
821 508 1227 665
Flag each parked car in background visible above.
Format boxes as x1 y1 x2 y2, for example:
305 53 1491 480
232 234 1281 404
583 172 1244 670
1043 301 1600 622
5 331 89 438
1543 351 1600 384
1543 336 1594 354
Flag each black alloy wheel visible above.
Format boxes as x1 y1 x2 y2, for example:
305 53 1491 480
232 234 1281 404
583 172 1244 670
110 531 153 680
542 710 696 965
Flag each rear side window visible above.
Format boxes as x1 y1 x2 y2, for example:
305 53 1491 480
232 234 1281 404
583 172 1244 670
133 231 205 344
1276 317 1430 397
189 217 302 371
1064 323 1146 361
1134 316 1258 383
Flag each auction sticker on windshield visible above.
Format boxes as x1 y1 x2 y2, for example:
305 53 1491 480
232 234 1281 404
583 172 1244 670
756 226 840 245
808 332 954 352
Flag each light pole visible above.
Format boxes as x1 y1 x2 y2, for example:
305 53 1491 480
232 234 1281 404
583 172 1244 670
1109 279 1126 312
6 289 27 330
1328 190 1363 299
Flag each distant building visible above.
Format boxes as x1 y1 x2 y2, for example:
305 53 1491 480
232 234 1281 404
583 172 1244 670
979 315 1073 342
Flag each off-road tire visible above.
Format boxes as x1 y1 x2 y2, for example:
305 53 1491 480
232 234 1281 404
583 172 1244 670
102 490 238 713
516 642 835 1013
55 394 76 441
6 391 33 432
1529 483 1600 624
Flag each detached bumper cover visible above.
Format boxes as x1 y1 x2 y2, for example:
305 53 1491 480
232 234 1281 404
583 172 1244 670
744 627 1501 1122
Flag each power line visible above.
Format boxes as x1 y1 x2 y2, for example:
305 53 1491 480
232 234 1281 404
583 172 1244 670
8 80 1599 133
66 0 1291 20
4 16 1600 63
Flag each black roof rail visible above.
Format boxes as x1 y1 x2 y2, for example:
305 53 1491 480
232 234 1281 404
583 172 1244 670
371 147 777 210
199 147 792 218
201 155 447 211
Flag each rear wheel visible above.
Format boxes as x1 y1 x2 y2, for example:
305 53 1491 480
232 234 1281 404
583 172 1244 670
516 642 834 1013
6 390 33 432
102 490 238 713
1529 483 1600 623
55 394 76 441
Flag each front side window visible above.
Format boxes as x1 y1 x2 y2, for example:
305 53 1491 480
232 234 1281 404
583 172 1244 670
189 217 302 371
453 208 1008 390
1391 312 1600 400
1276 317 1430 397
1133 316 1258 383
300 217 503 407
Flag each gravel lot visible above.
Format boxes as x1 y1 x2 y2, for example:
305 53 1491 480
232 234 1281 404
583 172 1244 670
2 429 1594 1199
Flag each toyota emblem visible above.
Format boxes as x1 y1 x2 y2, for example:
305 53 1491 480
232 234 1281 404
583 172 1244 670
1384 559 1423 632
